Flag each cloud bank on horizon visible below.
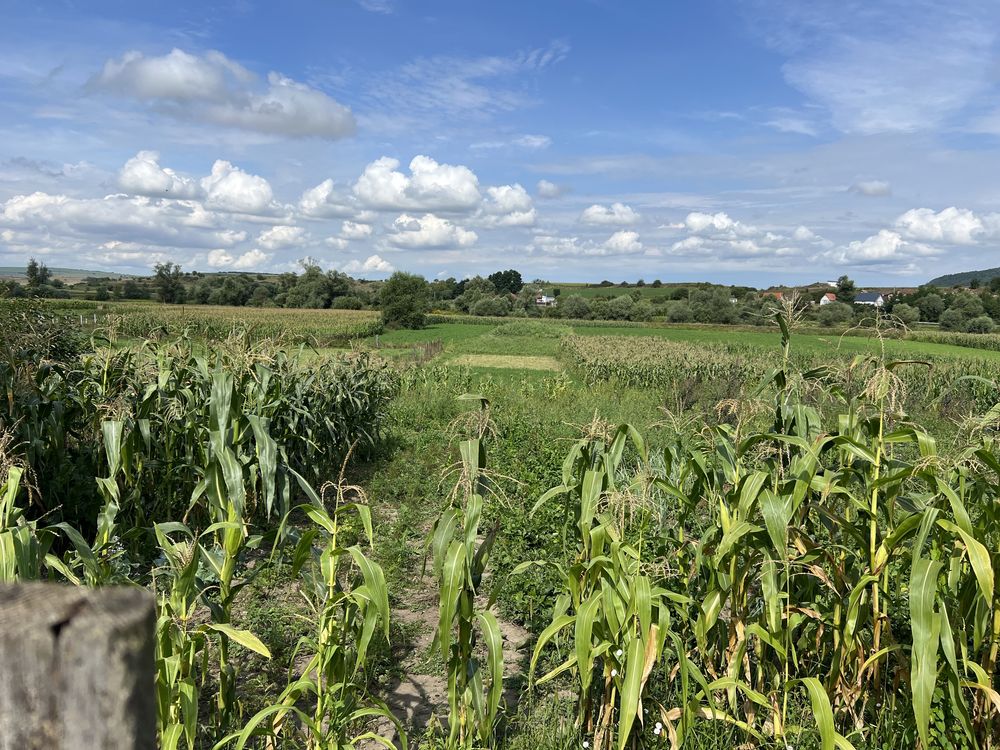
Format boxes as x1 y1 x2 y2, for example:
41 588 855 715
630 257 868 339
2 0 1000 285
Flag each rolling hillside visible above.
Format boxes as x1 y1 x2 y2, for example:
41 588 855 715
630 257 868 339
928 267 1000 287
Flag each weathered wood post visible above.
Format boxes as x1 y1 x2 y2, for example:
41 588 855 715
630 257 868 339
0 583 156 750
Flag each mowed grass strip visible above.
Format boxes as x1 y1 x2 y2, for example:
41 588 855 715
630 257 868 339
447 354 563 371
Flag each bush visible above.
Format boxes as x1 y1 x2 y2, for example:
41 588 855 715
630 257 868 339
939 307 966 331
667 302 693 323
471 295 512 317
817 301 855 327
964 315 996 333
331 295 363 310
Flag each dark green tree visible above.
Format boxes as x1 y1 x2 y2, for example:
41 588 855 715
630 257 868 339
153 262 185 303
917 293 945 322
487 269 524 294
836 275 856 304
380 271 430 329
25 258 51 290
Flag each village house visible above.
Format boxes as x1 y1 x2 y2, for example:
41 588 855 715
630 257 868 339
855 292 885 307
819 292 837 305
535 294 557 307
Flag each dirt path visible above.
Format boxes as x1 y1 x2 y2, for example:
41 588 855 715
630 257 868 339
377 565 532 746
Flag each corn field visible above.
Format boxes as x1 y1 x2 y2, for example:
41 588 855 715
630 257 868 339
562 334 1000 415
53 300 383 345
1 300 999 749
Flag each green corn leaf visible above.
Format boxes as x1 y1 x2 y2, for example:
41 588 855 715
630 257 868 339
529 614 575 681
438 540 465 661
937 519 994 604
575 592 602 694
617 637 645 750
205 624 272 658
909 557 943 750
476 610 504 738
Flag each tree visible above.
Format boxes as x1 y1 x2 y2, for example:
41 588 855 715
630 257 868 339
558 295 590 319
153 262 185 304
487 269 523 295
380 272 430 329
917 293 945 322
989 277 1000 294
454 276 496 313
836 275 856 304
607 295 636 320
939 307 966 331
284 265 350 308
651 279 663 288
689 288 737 324
471 295 511 316
25 258 51 290
892 303 919 326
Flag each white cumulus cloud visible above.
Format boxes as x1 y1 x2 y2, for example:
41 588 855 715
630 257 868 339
343 254 394 274
536 179 566 199
481 184 536 227
200 160 276 215
119 151 200 199
354 155 481 211
580 202 640 225
895 207 984 245
849 179 892 196
386 213 477 248
257 225 305 249
833 229 937 263
91 49 355 139
207 248 270 269
298 179 362 219
341 220 373 239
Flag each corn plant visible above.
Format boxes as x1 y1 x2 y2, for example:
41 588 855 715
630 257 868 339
0 463 53 581
427 395 504 750
218 467 403 750
152 521 272 750
525 424 682 750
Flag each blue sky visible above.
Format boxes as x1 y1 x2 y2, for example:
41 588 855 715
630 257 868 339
2 0 1000 285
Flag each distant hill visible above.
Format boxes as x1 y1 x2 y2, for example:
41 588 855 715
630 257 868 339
0 267 125 282
928 267 1000 287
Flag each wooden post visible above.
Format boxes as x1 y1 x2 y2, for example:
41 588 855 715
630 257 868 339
0 583 156 750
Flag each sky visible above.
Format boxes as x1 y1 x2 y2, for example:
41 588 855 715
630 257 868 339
2 0 1000 285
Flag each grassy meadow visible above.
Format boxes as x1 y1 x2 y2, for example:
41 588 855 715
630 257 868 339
3 300 1000 750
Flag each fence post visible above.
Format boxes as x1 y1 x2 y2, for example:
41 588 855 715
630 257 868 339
0 583 156 750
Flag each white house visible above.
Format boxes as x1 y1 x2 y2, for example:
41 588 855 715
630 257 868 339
819 292 837 305
855 292 885 307
535 294 557 307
